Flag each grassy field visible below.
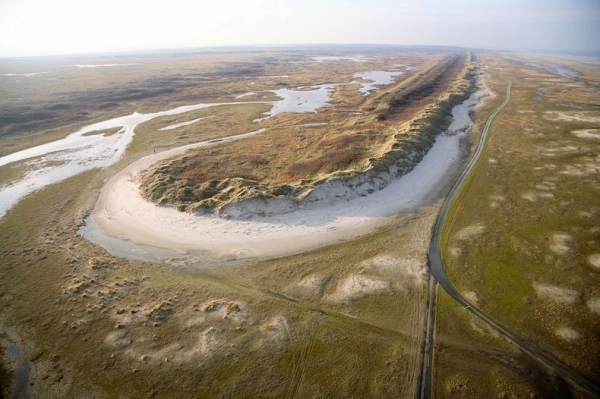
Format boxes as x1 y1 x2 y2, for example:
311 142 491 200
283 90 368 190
0 163 435 397
439 52 600 387
139 53 474 212
434 290 539 398
0 48 449 398
3 48 594 398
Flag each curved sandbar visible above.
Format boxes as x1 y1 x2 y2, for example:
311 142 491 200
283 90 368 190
90 127 469 263
88 80 491 264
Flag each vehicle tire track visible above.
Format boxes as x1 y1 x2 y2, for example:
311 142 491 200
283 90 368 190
286 318 320 399
415 274 438 399
407 278 425 397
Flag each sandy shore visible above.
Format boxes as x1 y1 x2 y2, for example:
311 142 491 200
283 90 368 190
90 129 467 263
88 85 492 264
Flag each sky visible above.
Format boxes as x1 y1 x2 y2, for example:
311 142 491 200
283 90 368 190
0 0 599 57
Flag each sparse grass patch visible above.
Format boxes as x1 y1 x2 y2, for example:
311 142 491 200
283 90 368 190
138 53 475 212
128 103 272 154
0 150 432 398
441 52 600 381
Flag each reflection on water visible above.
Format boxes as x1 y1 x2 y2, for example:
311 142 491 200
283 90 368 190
256 83 340 121
0 68 412 219
79 217 195 264
503 56 578 78
354 70 403 95
2 328 31 399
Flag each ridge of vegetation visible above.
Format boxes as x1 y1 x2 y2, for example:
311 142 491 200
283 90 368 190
139 53 476 216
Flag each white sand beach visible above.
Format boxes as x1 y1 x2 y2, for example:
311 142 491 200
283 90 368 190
90 126 469 263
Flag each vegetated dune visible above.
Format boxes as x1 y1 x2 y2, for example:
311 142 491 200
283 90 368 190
139 53 476 217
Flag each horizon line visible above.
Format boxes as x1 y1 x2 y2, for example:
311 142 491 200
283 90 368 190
1 43 599 60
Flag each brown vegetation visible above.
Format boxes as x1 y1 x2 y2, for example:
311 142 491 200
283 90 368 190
140 52 474 213
1 49 569 398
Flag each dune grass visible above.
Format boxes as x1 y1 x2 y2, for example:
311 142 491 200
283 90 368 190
139 53 473 212
0 55 450 394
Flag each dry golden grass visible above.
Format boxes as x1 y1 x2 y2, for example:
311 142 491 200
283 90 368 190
0 49 458 398
0 167 436 397
5 48 581 398
139 52 474 211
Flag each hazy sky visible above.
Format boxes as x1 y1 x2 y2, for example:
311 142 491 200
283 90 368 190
0 0 598 57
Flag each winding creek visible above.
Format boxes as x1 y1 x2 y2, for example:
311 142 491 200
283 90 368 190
0 102 258 218
0 68 422 221
1 70 484 266
83 87 484 264
0 85 339 218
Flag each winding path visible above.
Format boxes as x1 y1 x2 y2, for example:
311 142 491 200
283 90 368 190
423 82 600 397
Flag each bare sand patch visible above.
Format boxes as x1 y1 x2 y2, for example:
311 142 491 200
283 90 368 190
588 254 600 269
533 164 557 171
522 191 555 202
463 291 480 305
557 154 600 177
359 254 426 285
587 298 600 315
538 144 581 157
533 283 580 304
489 194 505 208
198 299 246 323
555 327 581 341
524 130 544 138
359 254 400 271
185 315 207 328
578 210 593 218
291 274 331 298
259 315 290 342
469 318 500 339
449 246 462 257
572 129 600 140
105 330 132 349
549 233 572 256
455 223 486 240
544 111 600 123
327 274 391 302
175 327 222 362
111 298 176 327
535 182 556 191
138 327 222 364
121 301 249 365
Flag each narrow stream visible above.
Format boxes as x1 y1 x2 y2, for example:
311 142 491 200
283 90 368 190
0 66 414 219
0 81 351 219
2 328 31 399
79 86 486 264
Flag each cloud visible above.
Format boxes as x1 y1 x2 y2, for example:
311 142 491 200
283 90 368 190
0 0 598 56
